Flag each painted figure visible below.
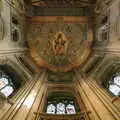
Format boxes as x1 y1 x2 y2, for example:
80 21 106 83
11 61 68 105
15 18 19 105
53 32 68 56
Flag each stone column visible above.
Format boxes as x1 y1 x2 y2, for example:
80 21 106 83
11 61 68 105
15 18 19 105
0 70 47 120
74 70 120 120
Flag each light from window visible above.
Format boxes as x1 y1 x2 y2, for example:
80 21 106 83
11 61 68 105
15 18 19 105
66 104 76 114
1 86 14 97
108 75 120 96
114 76 120 86
109 84 120 96
46 98 77 114
0 78 8 89
56 103 65 114
47 104 56 114
0 69 14 97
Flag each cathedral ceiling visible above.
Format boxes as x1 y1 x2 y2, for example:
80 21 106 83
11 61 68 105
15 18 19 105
47 70 74 83
27 16 93 73
31 0 96 7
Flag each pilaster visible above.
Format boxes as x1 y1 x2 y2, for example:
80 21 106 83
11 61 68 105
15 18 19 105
74 70 120 120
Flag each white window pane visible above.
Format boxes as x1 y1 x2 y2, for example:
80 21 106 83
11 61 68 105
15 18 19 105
66 104 76 114
1 85 14 97
57 103 65 114
109 84 120 96
114 76 120 86
47 104 56 114
0 78 9 89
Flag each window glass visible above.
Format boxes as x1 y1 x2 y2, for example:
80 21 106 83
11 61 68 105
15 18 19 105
66 104 76 114
56 103 65 114
46 97 77 114
107 75 120 96
114 76 120 86
109 84 120 96
0 78 8 89
0 69 15 97
47 104 56 114
1 85 14 97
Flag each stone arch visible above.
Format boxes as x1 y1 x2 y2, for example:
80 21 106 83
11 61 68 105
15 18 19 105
95 59 120 96
0 58 28 97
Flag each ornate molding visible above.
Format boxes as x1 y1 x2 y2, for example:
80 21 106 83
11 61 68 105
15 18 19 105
9 0 26 14
33 111 91 120
0 15 5 41
0 57 8 65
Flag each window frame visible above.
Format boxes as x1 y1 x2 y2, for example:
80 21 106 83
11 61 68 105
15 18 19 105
108 75 120 96
0 69 15 97
46 97 77 115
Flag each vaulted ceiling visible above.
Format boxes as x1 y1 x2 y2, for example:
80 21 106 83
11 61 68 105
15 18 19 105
26 0 95 82
27 16 93 73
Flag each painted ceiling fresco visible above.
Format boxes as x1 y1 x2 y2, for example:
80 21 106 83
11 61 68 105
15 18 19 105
27 16 93 72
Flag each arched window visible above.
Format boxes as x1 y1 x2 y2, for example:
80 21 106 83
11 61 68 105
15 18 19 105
47 104 56 114
0 69 14 97
108 75 120 96
46 96 78 114
56 103 65 114
66 104 76 114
